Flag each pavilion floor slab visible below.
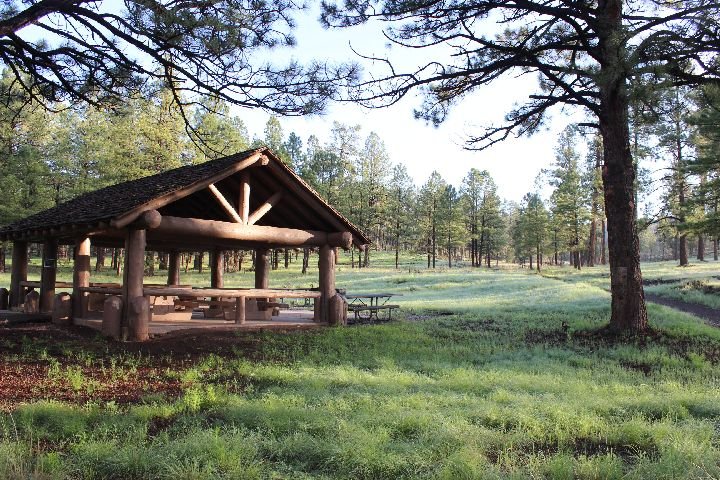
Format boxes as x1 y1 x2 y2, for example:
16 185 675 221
73 309 322 336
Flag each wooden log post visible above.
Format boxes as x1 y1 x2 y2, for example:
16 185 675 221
208 249 225 317
167 250 181 285
9 241 27 308
255 248 269 289
73 237 91 320
211 249 224 288
318 245 336 324
122 228 146 341
40 239 58 313
239 172 250 223
235 296 246 324
255 248 270 317
102 296 123 340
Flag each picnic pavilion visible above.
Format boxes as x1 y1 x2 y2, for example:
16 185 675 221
0 147 370 340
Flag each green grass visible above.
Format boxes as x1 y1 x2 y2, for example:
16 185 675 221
1 254 720 478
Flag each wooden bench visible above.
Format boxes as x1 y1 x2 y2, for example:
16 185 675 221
347 304 400 323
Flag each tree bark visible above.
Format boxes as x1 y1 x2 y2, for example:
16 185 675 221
697 235 705 261
601 219 607 265
95 247 105 272
679 233 688 266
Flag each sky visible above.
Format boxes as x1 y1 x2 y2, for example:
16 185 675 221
235 7 582 203
17 1 583 203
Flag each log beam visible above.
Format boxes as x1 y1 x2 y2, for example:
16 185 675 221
73 237 91 319
208 184 243 223
247 192 283 226
9 241 27 308
156 215 353 249
40 239 58 313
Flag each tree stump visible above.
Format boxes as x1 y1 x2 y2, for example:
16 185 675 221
128 296 150 342
102 296 123 340
24 290 39 314
51 292 73 326
329 293 347 326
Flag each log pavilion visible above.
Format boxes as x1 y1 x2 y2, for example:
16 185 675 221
0 147 370 340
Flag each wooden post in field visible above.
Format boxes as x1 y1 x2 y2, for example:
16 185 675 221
167 250 180 285
122 227 146 341
9 240 27 308
73 237 91 319
318 244 335 324
40 238 58 313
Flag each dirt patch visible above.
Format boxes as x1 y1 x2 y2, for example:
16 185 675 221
645 293 720 327
0 322 312 410
0 360 186 411
524 328 569 346
619 360 653 376
643 278 680 286
146 414 179 438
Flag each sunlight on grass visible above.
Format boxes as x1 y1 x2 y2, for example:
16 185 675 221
1 254 720 478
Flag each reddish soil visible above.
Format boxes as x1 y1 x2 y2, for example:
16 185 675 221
0 322 297 411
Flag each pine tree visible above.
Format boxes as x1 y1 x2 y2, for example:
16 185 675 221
547 127 590 270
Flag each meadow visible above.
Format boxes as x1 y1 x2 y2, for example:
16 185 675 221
1 253 719 479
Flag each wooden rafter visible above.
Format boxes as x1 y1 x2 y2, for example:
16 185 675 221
110 151 263 228
247 192 283 226
208 184 243 223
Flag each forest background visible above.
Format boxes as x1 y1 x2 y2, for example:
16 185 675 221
0 72 718 274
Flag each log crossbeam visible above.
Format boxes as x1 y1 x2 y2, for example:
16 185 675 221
208 184 243 223
248 192 283 226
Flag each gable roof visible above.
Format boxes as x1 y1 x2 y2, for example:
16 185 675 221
0 147 370 248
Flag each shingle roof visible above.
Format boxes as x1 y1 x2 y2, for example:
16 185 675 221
0 147 370 246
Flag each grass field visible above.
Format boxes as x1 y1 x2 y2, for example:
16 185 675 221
1 254 720 479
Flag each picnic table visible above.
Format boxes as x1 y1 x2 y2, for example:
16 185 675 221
344 293 402 323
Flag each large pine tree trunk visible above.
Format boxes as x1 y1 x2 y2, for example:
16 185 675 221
601 219 607 265
597 0 648 334
95 247 105 272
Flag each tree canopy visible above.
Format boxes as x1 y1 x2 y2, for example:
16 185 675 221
0 0 357 117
